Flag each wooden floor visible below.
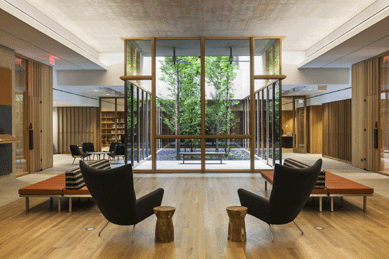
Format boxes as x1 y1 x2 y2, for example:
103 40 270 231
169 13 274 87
1 175 389 259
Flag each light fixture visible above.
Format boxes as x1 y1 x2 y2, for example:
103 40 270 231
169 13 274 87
85 227 95 231
314 226 324 230
106 94 110 96
94 90 99 92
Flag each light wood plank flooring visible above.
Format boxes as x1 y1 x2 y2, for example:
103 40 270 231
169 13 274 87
1 175 389 259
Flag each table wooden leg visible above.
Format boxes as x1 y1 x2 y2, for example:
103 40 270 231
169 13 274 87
331 197 334 212
363 196 367 212
25 197 29 212
265 181 267 191
69 197 72 212
58 197 61 212
319 197 322 212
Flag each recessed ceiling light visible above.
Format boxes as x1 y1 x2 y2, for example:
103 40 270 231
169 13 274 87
85 227 95 231
94 90 98 92
314 226 324 230
106 94 110 95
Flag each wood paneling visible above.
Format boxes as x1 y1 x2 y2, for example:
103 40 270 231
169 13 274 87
308 105 322 154
57 107 100 154
26 61 53 173
0 67 12 105
323 100 351 162
281 110 293 135
351 58 380 171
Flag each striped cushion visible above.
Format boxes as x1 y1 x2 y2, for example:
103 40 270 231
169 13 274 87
65 160 111 189
283 158 326 189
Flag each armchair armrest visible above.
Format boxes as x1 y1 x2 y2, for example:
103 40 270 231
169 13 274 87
238 188 270 224
135 188 164 223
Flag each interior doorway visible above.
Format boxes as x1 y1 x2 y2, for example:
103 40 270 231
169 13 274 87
293 96 307 153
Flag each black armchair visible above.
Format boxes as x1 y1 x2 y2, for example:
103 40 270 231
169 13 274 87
238 159 322 242
107 144 125 164
79 161 164 241
82 142 95 160
69 145 91 165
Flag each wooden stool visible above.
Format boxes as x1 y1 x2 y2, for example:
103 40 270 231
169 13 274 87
154 206 176 243
226 206 247 242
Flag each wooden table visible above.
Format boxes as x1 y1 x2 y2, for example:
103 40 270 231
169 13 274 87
226 206 247 242
154 206 176 243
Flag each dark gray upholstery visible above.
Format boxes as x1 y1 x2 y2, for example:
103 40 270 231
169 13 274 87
238 159 322 225
79 161 164 226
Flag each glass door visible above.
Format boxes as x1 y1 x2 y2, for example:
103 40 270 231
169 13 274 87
293 97 307 153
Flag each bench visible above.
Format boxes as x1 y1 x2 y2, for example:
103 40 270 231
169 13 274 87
179 152 226 164
18 173 92 212
261 169 374 212
18 160 110 212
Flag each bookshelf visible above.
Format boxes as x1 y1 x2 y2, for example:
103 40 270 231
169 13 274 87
100 97 125 151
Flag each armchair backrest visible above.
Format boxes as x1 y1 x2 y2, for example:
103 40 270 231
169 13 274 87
82 142 95 153
70 145 81 156
115 144 125 155
109 142 120 153
269 159 322 224
79 161 137 225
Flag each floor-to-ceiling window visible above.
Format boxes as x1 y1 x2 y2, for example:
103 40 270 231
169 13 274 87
122 37 285 172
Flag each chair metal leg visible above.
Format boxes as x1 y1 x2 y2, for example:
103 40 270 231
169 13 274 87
269 224 274 242
132 225 136 243
72 157 76 165
293 220 304 235
99 221 109 237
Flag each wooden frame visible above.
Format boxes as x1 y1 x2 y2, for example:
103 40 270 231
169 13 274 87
121 37 286 173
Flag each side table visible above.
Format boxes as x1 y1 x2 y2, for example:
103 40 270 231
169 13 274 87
154 206 176 243
226 206 247 242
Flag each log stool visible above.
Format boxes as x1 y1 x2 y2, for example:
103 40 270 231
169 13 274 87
226 206 247 242
154 206 176 243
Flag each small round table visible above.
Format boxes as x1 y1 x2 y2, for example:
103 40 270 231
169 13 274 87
226 206 247 242
154 206 176 243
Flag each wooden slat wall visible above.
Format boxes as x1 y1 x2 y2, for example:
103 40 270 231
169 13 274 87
322 100 352 162
26 61 53 173
281 110 293 135
308 105 322 154
351 58 380 171
57 107 100 154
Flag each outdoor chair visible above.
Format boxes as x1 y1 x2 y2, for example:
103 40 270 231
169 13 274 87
79 161 164 241
238 159 322 242
69 145 91 165
82 142 95 160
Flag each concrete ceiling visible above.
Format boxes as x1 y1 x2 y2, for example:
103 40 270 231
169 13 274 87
23 0 377 53
0 9 105 70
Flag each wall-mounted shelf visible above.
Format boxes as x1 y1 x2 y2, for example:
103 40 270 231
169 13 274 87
0 134 20 144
